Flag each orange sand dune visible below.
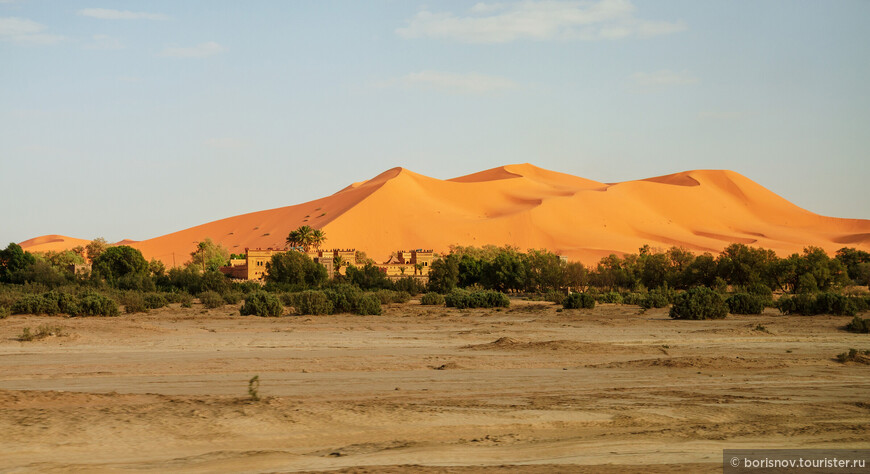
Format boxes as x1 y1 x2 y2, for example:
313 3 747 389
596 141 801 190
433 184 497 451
20 164 870 266
17 235 92 254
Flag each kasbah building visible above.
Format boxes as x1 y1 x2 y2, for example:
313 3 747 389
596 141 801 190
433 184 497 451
220 248 434 282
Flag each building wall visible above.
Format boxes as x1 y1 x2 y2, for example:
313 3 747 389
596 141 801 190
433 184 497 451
220 247 428 281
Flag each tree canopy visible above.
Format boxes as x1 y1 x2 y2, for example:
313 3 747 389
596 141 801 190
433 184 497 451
286 225 326 251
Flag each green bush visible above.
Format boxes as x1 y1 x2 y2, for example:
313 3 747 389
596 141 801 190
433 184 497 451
222 291 243 305
726 293 766 315
813 293 857 316
323 284 362 314
777 293 857 316
563 292 595 309
12 293 59 315
0 306 9 319
199 290 226 309
374 289 410 304
850 296 868 312
622 292 645 306
122 292 148 314
73 292 119 316
836 348 870 363
845 316 870 334
143 292 168 310
421 292 445 305
744 282 773 300
355 293 382 315
46 291 80 315
640 287 673 309
291 290 333 315
542 290 566 305
444 289 510 309
240 291 283 317
669 287 728 320
597 291 623 304
179 293 193 308
393 276 426 295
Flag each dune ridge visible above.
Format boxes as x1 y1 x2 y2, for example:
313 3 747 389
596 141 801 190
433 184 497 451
19 164 870 266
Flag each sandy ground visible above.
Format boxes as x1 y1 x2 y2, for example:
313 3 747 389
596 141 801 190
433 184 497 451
1 299 868 472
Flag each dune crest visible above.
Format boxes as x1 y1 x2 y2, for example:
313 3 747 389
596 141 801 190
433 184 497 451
19 164 870 266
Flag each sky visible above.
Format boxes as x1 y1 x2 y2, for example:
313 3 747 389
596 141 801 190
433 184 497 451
1 0 868 246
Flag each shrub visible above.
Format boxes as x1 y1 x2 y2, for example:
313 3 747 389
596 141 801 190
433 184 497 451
222 291 243 305
836 348 870 363
17 327 33 342
323 284 362 314
542 290 565 305
291 290 333 315
421 292 445 305
18 324 65 341
640 286 673 309
355 293 382 315
777 293 857 316
393 276 426 295
240 291 283 317
143 292 168 310
622 292 645 306
0 306 9 319
199 290 226 309
726 293 766 315
597 291 623 304
393 291 411 303
374 289 410 304
121 292 148 314
845 316 870 334
179 293 193 308
849 296 868 312
445 289 510 309
813 293 857 316
12 293 59 315
669 287 728 320
73 292 119 316
563 292 595 309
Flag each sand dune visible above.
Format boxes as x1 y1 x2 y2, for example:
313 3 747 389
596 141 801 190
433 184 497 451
17 235 92 254
20 164 870 266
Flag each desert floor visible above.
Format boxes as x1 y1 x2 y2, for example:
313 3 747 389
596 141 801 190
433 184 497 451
0 300 868 473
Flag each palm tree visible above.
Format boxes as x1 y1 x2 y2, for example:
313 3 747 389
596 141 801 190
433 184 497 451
310 229 326 251
286 225 314 251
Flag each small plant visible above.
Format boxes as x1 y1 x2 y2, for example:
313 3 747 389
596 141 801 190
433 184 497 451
73 292 119 317
622 292 645 306
143 292 168 310
669 287 728 320
421 292 445 305
122 292 148 314
845 316 870 334
240 291 283 317
17 325 64 342
445 289 510 309
248 375 260 401
639 288 671 309
199 290 226 309
222 291 243 305
563 292 595 310
835 348 870 364
726 293 766 315
597 291 623 304
355 293 382 315
179 293 194 308
17 327 33 342
290 290 333 315
0 306 9 319
778 293 857 316
753 323 769 333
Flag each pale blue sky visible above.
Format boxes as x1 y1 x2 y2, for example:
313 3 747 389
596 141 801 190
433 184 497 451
2 1 868 245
